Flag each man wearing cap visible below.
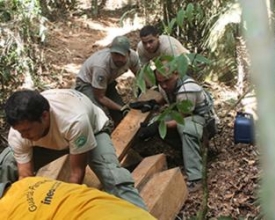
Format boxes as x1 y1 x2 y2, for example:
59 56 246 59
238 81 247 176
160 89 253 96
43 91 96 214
75 35 140 127
137 25 189 66
0 177 156 219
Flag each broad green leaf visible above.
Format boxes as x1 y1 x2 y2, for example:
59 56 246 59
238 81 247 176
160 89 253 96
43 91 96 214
186 53 197 64
177 100 193 114
155 55 174 75
187 53 210 67
176 9 185 28
145 65 156 85
154 60 166 75
195 4 203 23
155 113 165 122
186 3 194 23
156 110 169 121
137 67 146 93
176 55 189 77
168 58 178 73
155 55 174 64
196 13 202 23
154 57 163 69
159 120 167 139
170 110 184 124
167 18 176 35
186 3 194 14
137 79 146 93
194 54 211 64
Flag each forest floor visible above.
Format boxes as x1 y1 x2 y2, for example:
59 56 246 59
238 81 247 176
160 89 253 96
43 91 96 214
0 3 261 220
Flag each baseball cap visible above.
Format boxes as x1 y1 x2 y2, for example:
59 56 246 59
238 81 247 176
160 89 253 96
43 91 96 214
0 181 11 198
110 36 130 56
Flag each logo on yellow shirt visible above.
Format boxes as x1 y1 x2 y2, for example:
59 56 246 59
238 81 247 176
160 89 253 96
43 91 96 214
74 136 87 148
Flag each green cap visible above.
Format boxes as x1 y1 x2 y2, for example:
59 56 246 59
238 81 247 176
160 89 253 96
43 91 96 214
0 181 11 198
110 36 130 56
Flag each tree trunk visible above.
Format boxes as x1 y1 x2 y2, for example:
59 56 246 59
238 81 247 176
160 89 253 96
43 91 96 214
240 0 275 218
91 0 99 17
236 36 250 95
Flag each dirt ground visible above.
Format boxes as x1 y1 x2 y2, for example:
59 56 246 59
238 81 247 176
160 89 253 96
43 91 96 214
1 5 260 220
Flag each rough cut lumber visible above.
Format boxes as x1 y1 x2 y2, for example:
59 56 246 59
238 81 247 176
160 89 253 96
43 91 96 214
36 154 100 188
83 166 101 188
140 167 188 220
111 109 149 161
120 148 143 169
36 154 69 181
132 153 167 190
112 89 162 161
37 89 163 183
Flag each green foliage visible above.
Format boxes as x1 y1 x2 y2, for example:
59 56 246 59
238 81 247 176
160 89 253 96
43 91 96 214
163 2 208 48
137 54 210 138
161 0 241 84
137 53 210 92
0 0 48 106
39 0 77 18
137 64 154 92
48 0 77 9
201 1 241 82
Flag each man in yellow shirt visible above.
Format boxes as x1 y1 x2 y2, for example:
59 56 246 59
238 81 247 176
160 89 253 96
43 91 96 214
0 176 156 220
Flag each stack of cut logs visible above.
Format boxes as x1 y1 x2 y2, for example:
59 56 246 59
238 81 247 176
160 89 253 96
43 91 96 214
36 90 188 220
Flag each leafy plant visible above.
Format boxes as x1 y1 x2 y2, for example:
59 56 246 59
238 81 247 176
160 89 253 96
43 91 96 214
137 53 210 139
0 0 48 105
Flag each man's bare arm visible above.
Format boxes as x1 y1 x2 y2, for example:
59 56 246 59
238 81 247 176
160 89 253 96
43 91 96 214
93 87 123 111
69 152 88 184
17 161 34 180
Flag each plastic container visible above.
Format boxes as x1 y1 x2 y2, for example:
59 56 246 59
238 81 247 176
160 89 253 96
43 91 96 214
234 112 255 144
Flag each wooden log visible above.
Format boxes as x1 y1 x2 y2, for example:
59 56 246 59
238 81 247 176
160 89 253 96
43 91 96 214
131 153 167 190
111 109 149 161
140 167 188 220
120 148 143 170
83 166 101 188
36 154 69 181
36 154 101 188
112 89 162 161
36 90 164 190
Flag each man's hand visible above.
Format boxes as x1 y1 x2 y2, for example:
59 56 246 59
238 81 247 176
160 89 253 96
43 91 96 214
18 161 34 180
129 99 159 113
120 104 130 117
137 121 159 140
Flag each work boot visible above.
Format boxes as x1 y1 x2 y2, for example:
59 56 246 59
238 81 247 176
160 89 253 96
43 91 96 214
187 179 202 192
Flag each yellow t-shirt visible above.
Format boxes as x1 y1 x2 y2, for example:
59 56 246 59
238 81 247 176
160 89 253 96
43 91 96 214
0 177 156 220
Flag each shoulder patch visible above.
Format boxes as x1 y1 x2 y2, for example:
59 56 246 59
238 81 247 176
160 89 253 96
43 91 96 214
74 136 87 148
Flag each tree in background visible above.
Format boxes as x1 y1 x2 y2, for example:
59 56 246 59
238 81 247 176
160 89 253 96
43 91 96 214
0 0 47 102
240 0 275 219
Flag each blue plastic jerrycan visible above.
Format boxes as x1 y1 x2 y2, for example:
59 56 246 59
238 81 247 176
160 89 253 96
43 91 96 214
234 112 255 144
